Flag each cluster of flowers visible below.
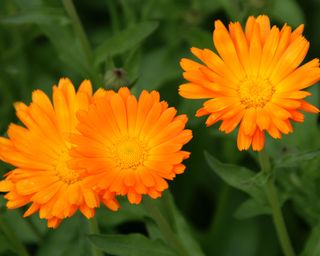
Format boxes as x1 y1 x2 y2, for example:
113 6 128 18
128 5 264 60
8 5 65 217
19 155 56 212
0 15 319 228
0 80 192 228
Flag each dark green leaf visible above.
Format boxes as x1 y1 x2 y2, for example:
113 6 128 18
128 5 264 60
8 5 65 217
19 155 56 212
0 8 69 25
234 198 271 219
94 21 159 66
301 225 320 256
275 150 320 168
204 151 266 201
150 192 205 256
173 206 206 256
89 233 177 256
37 216 91 256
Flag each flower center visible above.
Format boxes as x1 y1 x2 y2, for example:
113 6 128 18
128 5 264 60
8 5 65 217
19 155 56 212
56 148 80 184
238 78 275 108
113 137 148 170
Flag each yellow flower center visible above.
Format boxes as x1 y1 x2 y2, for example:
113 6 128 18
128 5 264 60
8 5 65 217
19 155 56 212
56 148 80 184
113 137 148 170
238 78 275 108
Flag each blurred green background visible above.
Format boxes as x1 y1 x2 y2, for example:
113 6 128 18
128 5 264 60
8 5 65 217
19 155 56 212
0 0 319 255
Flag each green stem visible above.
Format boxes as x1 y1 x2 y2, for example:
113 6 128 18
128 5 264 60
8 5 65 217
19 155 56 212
144 197 189 256
88 218 103 256
258 150 295 256
0 217 30 256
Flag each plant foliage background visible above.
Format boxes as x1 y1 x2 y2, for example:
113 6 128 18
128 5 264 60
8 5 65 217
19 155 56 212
0 0 319 255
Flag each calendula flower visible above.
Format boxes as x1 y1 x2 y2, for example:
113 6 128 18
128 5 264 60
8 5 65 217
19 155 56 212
0 78 119 228
70 87 192 204
180 15 320 151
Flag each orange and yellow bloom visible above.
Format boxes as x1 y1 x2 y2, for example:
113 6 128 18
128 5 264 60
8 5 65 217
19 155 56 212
0 80 192 227
0 78 119 228
70 87 192 204
180 15 320 151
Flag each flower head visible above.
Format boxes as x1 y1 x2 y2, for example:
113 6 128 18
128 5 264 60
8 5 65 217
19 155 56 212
70 87 192 204
0 78 119 228
180 15 320 151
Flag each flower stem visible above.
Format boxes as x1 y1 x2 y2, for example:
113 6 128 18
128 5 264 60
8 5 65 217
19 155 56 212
0 217 30 256
88 218 103 256
258 150 295 256
144 197 189 256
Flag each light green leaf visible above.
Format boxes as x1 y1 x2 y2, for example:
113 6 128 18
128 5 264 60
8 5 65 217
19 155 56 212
89 233 177 256
301 225 320 256
94 21 159 66
275 150 320 168
204 151 266 201
234 198 271 219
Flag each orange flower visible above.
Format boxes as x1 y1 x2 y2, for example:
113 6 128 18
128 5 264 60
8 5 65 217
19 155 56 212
179 15 320 151
70 87 192 204
0 78 119 228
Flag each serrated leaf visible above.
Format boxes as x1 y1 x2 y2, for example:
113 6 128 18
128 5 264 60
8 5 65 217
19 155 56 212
204 151 265 201
94 21 159 66
89 233 177 256
234 198 271 219
275 150 320 168
301 225 320 256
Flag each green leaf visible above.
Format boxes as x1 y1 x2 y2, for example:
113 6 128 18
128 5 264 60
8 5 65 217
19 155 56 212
301 225 320 256
173 206 205 256
0 8 69 25
37 216 91 256
204 151 266 201
89 233 177 256
94 21 159 66
147 192 205 256
275 150 320 168
234 198 271 219
271 0 305 27
134 47 180 91
183 27 212 49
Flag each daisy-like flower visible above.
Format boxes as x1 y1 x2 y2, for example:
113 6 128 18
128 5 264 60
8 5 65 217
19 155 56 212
70 87 192 204
0 78 119 228
180 15 320 151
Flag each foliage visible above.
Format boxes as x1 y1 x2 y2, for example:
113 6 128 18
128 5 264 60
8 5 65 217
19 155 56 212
0 0 319 255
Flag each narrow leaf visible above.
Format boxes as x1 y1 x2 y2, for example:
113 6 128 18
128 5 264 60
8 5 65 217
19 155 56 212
0 8 69 25
275 150 320 168
89 233 177 256
94 21 159 65
301 225 320 256
234 198 271 219
204 151 265 201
